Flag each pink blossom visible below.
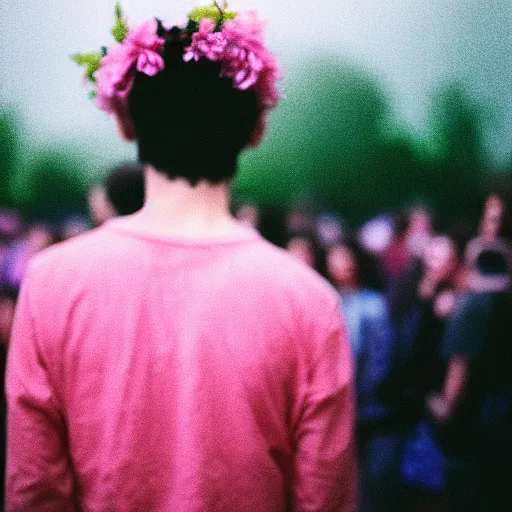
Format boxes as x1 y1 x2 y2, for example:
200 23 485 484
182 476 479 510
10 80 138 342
127 20 165 76
183 11 281 124
183 19 227 62
93 11 281 147
125 19 165 51
225 11 266 40
95 44 136 107
95 19 165 115
136 50 164 76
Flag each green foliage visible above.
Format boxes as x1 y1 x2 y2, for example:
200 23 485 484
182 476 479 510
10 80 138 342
189 2 236 25
222 10 236 21
71 4 127 89
115 1 122 20
236 58 390 221
71 52 102 83
111 2 129 43
189 6 221 23
427 82 488 218
0 110 20 209
4 56 501 225
236 58 493 224
430 83 486 172
15 150 89 221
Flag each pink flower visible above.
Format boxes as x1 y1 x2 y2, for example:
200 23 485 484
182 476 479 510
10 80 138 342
95 19 165 115
225 11 265 39
183 19 227 62
136 50 164 76
183 11 281 116
127 20 165 75
92 10 281 147
95 44 136 107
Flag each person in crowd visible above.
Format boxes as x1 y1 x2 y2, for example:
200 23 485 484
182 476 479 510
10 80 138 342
234 202 260 230
384 235 459 509
286 231 329 277
327 240 398 512
88 162 145 226
55 216 91 242
104 161 145 216
286 232 317 268
285 204 316 237
315 213 345 250
357 215 394 258
382 206 434 287
388 234 458 350
478 192 510 242
464 192 511 277
5 5 357 511
381 213 411 284
284 203 318 257
0 224 54 292
0 213 23 284
405 206 434 260
87 183 117 227
427 246 511 512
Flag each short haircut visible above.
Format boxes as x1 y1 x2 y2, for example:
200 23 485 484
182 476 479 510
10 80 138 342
128 39 260 185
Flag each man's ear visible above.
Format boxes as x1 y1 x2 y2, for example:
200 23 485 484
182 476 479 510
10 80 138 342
246 112 266 148
114 108 137 141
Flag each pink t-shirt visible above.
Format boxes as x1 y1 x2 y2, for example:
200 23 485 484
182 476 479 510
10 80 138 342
6 216 357 511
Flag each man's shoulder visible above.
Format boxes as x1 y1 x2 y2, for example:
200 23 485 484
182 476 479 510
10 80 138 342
27 226 126 283
26 226 339 311
242 237 340 310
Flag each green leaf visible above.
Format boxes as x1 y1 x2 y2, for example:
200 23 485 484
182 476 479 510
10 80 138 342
112 21 129 43
189 5 222 24
111 2 129 43
223 10 236 21
71 52 102 83
70 52 100 66
189 2 237 27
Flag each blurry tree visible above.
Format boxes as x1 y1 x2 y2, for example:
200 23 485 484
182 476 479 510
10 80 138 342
0 109 20 209
2 69 498 229
15 150 89 222
236 67 495 227
427 83 489 219
373 134 433 213
235 57 390 222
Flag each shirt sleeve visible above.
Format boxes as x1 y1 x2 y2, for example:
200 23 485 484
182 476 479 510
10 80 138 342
5 264 76 511
291 302 358 512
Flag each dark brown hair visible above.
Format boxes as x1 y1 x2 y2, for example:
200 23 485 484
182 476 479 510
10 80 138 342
128 38 260 185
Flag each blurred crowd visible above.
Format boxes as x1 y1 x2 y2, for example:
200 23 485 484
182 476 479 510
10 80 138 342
1 162 511 511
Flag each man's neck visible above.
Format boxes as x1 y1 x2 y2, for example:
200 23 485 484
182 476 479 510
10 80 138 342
130 166 243 238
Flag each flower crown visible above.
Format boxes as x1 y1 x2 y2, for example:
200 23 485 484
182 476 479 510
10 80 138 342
73 2 281 145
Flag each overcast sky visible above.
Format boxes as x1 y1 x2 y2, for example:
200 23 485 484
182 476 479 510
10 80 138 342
1 0 511 165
